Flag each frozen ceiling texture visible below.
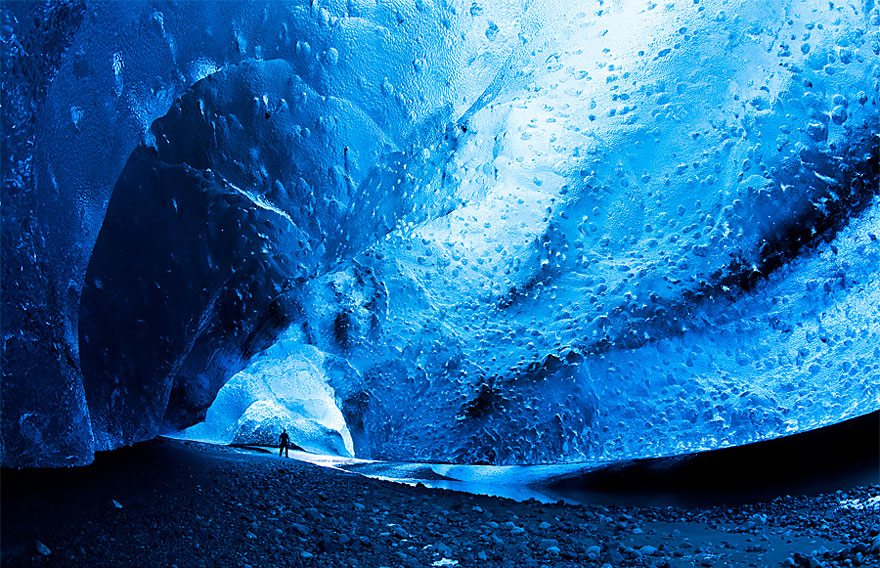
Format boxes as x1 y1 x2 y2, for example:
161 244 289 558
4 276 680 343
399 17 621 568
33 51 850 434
1 0 878 468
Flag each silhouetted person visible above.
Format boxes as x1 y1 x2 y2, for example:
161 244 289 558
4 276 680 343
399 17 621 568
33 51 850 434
279 429 290 458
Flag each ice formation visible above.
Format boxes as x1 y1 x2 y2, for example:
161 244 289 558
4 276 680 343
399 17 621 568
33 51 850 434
178 332 354 456
1 0 878 467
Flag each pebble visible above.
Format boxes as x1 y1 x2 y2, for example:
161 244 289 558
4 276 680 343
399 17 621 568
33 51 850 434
435 542 453 557
291 523 310 536
319 536 341 552
35 541 51 556
538 538 559 550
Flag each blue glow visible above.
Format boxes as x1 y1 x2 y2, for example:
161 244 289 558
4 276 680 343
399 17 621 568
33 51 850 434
1 0 878 467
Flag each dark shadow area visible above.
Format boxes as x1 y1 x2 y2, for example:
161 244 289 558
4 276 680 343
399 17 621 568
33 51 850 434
1 438 217 519
546 411 879 507
3 434 876 568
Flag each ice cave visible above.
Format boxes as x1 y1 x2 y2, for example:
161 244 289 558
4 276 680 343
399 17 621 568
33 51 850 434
2 0 879 470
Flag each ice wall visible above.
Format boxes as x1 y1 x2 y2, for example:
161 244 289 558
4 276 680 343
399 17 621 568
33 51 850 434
2 0 878 467
2 0 531 466
317 0 880 464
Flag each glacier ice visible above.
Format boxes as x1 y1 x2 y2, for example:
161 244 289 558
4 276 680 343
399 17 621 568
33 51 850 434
1 0 878 467
177 333 354 456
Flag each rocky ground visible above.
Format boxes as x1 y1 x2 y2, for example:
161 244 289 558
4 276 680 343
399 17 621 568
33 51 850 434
2 437 878 568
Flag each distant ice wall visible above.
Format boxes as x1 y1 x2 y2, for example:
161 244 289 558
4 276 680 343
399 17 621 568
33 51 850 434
177 333 353 457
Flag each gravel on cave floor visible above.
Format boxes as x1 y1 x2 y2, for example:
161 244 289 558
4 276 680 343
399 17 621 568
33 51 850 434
1 437 878 568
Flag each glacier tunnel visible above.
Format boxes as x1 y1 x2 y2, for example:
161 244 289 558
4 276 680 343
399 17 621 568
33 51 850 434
1 0 879 469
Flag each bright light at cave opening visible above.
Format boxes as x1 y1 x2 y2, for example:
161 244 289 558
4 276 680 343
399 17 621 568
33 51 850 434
179 331 355 457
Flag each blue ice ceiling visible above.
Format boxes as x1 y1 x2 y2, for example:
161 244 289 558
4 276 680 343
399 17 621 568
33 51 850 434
1 0 878 468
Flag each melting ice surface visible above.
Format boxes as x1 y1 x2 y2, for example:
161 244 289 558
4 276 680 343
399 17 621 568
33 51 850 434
1 0 879 467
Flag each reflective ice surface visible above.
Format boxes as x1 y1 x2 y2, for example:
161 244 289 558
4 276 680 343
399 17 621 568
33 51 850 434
2 0 878 467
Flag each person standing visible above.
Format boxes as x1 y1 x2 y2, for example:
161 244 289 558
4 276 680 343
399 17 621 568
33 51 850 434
279 429 290 458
